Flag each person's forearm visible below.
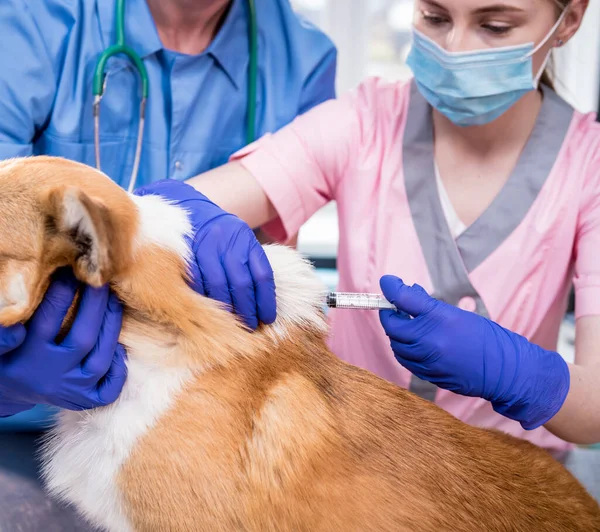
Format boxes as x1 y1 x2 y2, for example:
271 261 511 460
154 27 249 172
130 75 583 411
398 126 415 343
544 363 600 445
185 161 276 229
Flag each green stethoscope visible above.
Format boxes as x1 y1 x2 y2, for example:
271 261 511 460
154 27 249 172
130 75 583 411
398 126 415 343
92 0 258 193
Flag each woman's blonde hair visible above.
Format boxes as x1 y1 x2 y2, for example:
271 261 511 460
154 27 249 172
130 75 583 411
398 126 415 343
540 0 570 89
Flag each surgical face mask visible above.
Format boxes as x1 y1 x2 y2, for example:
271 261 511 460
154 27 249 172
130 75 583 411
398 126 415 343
405 10 567 127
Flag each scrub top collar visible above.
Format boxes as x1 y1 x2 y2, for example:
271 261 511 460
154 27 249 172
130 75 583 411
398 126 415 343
403 80 573 309
96 0 250 90
205 0 250 90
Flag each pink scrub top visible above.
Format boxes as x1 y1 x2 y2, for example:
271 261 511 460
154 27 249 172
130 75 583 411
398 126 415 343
230 78 600 452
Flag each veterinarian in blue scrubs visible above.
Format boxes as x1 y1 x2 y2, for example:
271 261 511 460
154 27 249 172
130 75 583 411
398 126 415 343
0 0 336 428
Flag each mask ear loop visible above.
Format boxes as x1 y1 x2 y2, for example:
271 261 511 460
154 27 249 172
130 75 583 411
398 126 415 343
529 8 569 86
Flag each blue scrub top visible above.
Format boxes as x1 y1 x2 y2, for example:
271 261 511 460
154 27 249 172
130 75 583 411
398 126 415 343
0 0 336 430
0 0 337 188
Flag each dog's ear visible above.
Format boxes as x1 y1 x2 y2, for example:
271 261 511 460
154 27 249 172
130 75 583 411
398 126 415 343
43 186 117 287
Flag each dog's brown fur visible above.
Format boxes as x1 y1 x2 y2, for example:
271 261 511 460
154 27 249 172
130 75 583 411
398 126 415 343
119 328 600 532
0 156 598 531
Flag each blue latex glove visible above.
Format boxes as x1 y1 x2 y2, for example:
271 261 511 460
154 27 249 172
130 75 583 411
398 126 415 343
0 268 127 416
378 275 570 430
0 325 34 417
134 179 276 330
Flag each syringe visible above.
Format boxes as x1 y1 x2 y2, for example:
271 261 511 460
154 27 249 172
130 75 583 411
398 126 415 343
325 292 396 311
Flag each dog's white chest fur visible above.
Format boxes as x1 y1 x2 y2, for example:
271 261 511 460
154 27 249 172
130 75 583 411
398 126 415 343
39 359 193 532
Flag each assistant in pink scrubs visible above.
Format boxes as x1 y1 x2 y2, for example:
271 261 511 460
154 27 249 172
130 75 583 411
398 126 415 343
181 0 598 452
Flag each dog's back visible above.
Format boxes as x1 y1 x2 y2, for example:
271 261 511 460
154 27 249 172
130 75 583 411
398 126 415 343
112 331 600 532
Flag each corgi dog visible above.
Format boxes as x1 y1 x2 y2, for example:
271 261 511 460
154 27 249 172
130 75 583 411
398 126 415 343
0 156 598 532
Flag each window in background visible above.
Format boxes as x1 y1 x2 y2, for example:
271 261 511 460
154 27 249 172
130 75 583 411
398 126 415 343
366 0 414 82
290 0 330 31
554 0 600 113
292 0 416 93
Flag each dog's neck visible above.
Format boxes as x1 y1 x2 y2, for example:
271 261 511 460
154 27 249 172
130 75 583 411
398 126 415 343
90 192 329 372
111 194 262 370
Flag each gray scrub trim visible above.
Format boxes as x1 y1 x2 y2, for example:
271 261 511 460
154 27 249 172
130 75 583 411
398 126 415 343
401 81 574 401
402 81 491 314
456 86 574 273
